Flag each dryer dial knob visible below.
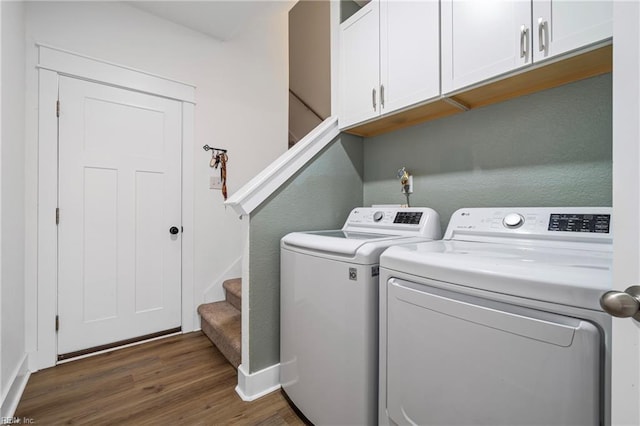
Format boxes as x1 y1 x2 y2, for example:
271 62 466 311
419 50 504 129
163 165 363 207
373 211 384 222
503 213 524 229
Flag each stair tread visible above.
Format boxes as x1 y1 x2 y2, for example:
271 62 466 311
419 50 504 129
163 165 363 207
223 278 241 299
198 301 241 368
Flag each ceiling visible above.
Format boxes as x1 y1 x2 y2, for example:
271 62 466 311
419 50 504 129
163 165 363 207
128 1 294 41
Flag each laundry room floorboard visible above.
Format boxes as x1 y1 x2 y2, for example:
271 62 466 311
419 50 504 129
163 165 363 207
15 332 305 425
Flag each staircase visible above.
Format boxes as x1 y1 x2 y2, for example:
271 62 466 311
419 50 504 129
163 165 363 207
198 278 242 368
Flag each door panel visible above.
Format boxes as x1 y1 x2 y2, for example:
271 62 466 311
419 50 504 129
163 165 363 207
135 171 166 313
82 167 118 322
57 76 182 355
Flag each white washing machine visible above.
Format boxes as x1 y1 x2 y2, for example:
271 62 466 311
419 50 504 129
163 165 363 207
280 207 442 425
379 207 612 426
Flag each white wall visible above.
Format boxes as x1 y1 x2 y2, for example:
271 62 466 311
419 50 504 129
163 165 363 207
288 0 331 144
289 0 331 119
1 0 27 415
23 1 289 357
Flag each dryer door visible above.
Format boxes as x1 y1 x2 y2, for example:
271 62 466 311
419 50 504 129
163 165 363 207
385 278 601 426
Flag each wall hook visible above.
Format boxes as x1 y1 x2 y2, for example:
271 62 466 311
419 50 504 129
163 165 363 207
203 145 227 153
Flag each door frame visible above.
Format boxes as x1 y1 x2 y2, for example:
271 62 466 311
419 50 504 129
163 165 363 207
612 2 640 423
35 44 196 370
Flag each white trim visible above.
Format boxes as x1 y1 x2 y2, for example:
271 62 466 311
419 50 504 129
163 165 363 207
240 223 250 371
0 355 30 419
36 46 196 369
224 116 340 216
235 363 281 402
181 103 196 333
36 68 59 369
36 44 196 104
330 1 340 116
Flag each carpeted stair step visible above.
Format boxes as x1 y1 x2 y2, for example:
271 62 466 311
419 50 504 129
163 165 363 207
198 301 241 368
223 278 242 311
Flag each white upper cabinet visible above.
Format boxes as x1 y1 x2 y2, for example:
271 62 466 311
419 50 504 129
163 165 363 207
380 0 440 116
532 1 612 61
339 0 440 129
442 0 613 94
340 0 613 134
339 1 380 129
441 0 532 94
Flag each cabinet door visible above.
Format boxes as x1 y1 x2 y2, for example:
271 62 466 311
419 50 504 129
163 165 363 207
339 1 380 129
380 0 440 115
533 0 612 61
442 0 532 94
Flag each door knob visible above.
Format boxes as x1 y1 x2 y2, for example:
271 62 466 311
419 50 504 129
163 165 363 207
169 226 180 235
600 285 640 321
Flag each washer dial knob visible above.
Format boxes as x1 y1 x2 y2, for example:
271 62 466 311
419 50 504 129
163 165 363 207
373 211 384 222
503 213 524 229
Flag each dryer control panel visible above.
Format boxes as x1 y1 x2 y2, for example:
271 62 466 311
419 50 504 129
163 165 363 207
548 213 610 233
445 207 613 245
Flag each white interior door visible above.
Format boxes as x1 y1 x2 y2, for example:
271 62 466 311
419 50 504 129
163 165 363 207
57 76 182 357
612 2 640 424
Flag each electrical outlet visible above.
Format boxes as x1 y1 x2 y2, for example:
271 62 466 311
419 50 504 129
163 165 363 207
402 175 414 194
210 175 223 190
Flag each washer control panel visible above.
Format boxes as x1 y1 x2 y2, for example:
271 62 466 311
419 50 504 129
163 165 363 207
446 207 613 242
347 208 426 226
393 211 423 225
343 207 441 237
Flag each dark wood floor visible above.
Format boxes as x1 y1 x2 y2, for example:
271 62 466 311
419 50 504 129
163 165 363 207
15 332 305 425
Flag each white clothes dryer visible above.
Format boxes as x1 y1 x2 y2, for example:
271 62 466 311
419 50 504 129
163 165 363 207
280 207 441 425
379 207 612 426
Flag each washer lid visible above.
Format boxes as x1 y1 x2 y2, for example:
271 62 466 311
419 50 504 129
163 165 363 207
281 230 409 259
380 240 612 311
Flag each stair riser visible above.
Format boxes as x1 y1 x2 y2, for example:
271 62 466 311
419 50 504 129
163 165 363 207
222 278 242 312
225 291 241 312
200 318 241 369
198 300 241 369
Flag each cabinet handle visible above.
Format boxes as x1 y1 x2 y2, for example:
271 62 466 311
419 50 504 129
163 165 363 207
380 84 385 109
372 88 377 111
519 25 529 59
538 18 547 52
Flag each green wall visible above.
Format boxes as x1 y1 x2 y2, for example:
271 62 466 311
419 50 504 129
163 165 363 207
364 74 612 231
248 133 363 373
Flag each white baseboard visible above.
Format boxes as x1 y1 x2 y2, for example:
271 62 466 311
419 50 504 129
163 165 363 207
1 355 31 419
235 363 281 401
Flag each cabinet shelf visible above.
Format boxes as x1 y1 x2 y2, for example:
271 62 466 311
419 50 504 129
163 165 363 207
343 43 611 139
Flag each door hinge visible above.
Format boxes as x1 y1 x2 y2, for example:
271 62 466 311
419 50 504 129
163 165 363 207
56 207 60 225
56 100 60 118
55 315 59 332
